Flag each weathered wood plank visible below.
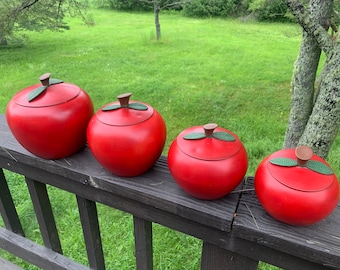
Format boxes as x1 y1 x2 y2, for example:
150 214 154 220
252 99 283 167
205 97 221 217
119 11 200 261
76 196 105 270
0 169 24 236
233 177 340 269
0 257 24 270
0 155 234 249
25 177 62 253
200 241 258 270
0 226 90 270
133 216 153 270
0 114 239 234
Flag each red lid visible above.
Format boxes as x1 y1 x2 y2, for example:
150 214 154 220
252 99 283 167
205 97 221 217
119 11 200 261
13 73 80 108
176 123 242 161
267 147 335 192
95 93 154 126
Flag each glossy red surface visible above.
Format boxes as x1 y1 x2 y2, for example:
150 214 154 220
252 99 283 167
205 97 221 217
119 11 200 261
255 148 339 226
6 82 94 159
168 125 248 200
86 100 166 177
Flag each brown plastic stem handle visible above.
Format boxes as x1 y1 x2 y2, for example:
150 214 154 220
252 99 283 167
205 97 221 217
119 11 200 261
203 123 218 137
295 145 313 167
39 73 51 86
117 93 132 108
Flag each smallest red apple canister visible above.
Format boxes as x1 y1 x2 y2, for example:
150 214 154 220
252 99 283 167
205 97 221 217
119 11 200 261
86 93 166 177
168 123 248 200
6 73 94 159
255 146 339 226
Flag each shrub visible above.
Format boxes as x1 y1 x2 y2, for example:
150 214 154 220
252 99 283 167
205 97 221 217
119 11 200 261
248 0 291 22
93 0 182 11
182 0 251 18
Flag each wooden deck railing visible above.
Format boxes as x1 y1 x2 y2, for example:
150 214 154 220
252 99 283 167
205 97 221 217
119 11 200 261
0 113 339 270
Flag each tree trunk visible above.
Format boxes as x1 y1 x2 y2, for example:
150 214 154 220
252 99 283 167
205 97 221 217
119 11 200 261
0 30 8 45
283 31 320 149
298 43 340 158
284 0 339 158
154 0 161 40
0 36 7 45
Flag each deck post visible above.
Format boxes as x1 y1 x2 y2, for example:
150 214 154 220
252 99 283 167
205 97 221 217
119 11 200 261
133 216 153 270
77 196 105 270
201 241 258 270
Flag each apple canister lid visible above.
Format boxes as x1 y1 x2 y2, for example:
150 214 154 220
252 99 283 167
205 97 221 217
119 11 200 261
95 93 154 126
13 73 80 108
176 123 242 161
267 146 335 192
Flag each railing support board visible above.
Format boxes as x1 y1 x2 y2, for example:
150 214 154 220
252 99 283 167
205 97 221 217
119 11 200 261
0 257 24 270
133 216 153 270
201 241 258 270
77 196 105 270
0 226 89 270
0 169 24 236
25 177 62 253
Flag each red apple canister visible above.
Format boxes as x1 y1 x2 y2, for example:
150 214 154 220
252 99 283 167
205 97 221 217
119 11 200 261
255 146 339 226
168 123 248 200
6 73 94 159
86 93 167 177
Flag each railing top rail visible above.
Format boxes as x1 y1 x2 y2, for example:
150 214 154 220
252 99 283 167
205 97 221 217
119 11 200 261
1 113 340 270
235 178 340 269
0 114 239 233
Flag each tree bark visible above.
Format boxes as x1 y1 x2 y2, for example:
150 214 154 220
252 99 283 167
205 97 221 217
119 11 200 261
298 43 340 158
284 0 339 158
154 0 161 40
283 31 320 149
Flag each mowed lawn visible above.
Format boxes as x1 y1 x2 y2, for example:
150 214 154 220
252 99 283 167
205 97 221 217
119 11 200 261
0 8 339 270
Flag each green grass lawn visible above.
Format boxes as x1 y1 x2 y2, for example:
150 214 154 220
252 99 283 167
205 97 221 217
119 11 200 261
0 8 339 270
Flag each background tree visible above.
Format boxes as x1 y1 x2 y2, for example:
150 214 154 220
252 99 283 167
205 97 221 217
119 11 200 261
0 0 91 45
284 0 339 158
136 0 191 40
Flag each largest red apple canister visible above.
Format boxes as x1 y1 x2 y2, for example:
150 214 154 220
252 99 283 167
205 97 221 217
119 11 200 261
168 123 248 200
255 146 339 226
86 93 166 177
6 73 94 159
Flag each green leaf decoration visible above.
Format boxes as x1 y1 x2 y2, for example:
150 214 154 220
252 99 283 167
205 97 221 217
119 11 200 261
184 131 237 141
128 103 148 110
102 104 122 111
49 78 64 85
27 77 64 102
101 102 148 111
306 160 334 175
28 85 48 102
183 132 206 140
270 158 334 175
270 158 298 167
213 131 236 142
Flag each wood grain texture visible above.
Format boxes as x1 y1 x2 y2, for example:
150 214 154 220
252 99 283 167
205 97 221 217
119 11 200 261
201 241 258 270
133 216 153 270
234 177 340 269
0 227 90 270
0 169 24 236
76 196 105 270
25 177 62 253
0 257 24 270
